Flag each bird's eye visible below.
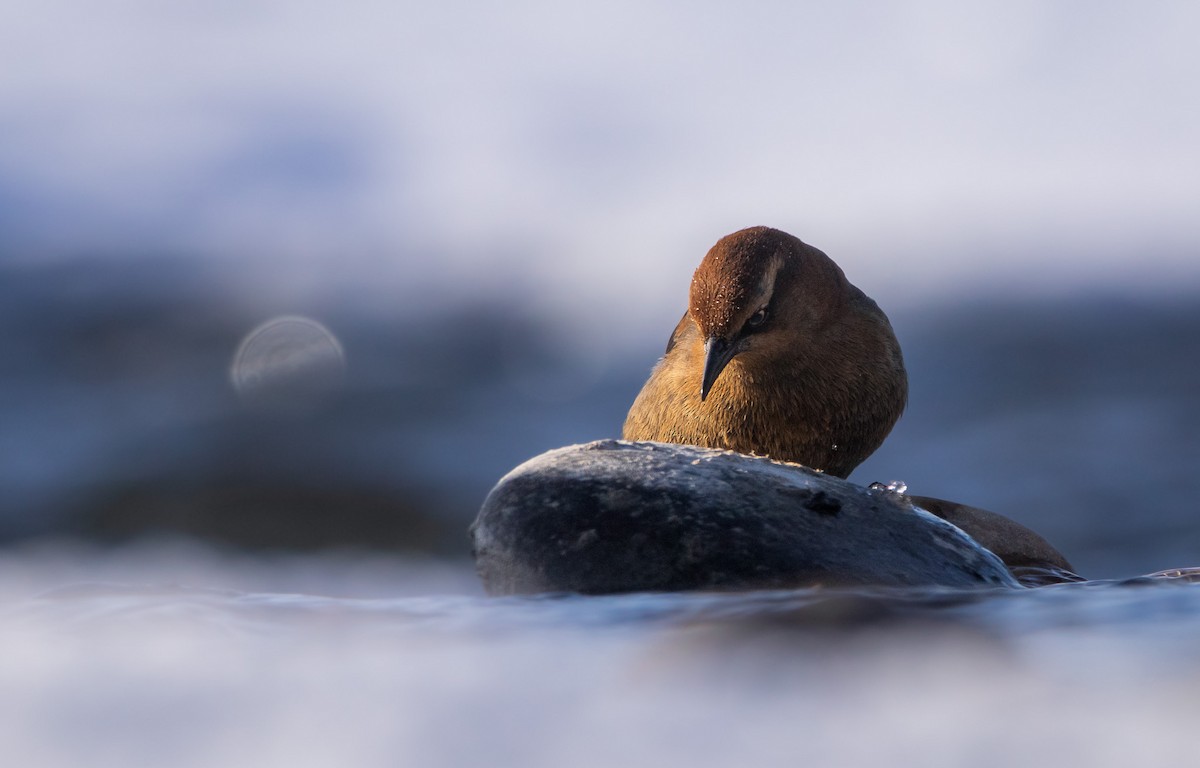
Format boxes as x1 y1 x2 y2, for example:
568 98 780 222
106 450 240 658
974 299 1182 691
746 308 769 329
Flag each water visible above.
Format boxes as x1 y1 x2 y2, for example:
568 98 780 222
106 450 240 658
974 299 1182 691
2 544 1199 768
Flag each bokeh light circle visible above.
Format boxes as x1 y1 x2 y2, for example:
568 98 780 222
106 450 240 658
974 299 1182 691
231 316 345 411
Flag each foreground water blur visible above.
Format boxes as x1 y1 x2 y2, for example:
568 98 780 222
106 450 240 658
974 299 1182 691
2 543 1199 768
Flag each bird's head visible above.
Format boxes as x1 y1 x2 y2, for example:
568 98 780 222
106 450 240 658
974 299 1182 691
688 225 843 401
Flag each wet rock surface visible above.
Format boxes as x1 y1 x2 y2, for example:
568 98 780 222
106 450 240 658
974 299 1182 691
471 440 1019 595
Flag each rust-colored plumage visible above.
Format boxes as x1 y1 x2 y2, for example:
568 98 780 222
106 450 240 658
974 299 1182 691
623 226 907 479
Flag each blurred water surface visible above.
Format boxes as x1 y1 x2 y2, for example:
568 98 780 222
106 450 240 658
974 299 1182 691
2 544 1199 768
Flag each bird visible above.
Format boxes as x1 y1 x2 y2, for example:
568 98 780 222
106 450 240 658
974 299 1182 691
623 225 907 479
622 225 1076 580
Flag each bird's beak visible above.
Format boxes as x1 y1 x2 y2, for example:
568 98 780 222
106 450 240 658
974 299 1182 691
700 336 736 401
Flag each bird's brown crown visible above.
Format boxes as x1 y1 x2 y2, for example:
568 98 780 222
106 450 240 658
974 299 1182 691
689 226 784 338
688 226 843 342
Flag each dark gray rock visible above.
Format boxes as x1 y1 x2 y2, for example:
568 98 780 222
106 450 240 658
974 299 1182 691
471 440 1019 595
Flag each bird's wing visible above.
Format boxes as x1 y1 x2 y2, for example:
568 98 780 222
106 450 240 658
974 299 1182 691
664 311 691 355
